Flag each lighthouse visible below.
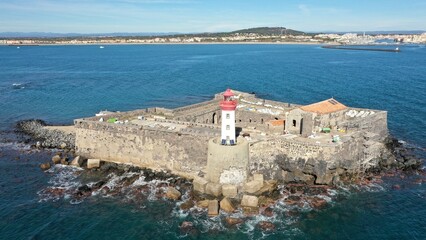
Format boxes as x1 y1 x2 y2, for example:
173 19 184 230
220 89 237 145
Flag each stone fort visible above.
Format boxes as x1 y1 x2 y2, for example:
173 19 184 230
74 89 388 187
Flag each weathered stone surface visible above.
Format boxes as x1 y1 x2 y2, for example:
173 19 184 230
206 182 222 197
197 200 209 208
87 159 101 169
253 173 264 182
258 221 275 231
180 200 194 210
40 162 51 170
315 173 333 185
241 195 258 208
193 177 208 194
262 207 274 217
243 179 263 194
309 197 327 209
282 170 315 184
70 156 83 167
52 155 61 164
242 206 259 215
60 142 67 149
208 200 219 216
225 217 243 226
165 187 181 200
219 197 235 213
254 180 278 196
60 158 68 165
222 184 238 198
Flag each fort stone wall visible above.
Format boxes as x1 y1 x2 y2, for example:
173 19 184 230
74 119 211 177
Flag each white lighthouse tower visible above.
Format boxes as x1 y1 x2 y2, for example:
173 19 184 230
220 89 237 145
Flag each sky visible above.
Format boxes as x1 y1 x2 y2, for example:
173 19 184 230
0 0 425 33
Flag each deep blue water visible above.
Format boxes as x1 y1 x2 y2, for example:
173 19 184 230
0 44 425 239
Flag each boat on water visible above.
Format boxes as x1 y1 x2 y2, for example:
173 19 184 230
100 46 105 49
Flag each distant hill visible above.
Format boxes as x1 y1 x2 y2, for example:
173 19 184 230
0 27 305 39
231 27 305 35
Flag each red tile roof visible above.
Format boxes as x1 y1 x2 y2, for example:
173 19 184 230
300 98 347 114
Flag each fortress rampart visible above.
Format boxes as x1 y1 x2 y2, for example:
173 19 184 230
73 90 391 184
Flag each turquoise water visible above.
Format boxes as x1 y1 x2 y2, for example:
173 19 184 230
0 44 425 239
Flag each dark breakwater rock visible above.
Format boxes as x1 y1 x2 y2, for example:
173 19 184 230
15 119 75 149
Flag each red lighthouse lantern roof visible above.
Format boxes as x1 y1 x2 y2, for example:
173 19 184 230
223 89 234 97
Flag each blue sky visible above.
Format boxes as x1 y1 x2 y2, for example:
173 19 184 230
0 0 425 33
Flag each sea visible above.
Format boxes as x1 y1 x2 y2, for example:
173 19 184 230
0 44 425 239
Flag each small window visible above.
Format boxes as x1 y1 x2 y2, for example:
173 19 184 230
226 113 230 119
292 120 297 127
226 125 230 130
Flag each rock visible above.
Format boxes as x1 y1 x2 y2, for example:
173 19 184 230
241 195 259 208
206 182 222 197
36 141 41 148
70 156 83 167
180 200 194 210
253 173 264 182
262 207 274 217
225 217 243 226
254 180 278 196
165 187 181 200
244 179 263 194
219 197 235 213
180 221 194 233
309 197 327 209
392 184 401 190
52 155 61 164
197 200 210 208
284 195 301 205
193 177 208 194
242 206 259 215
60 158 68 165
40 162 51 170
315 173 334 185
60 142 67 149
222 184 238 198
208 200 219 216
258 221 275 231
87 159 101 169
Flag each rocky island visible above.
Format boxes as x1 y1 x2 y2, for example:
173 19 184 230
17 89 423 219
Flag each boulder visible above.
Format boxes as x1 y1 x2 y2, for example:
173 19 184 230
193 177 208 194
309 197 328 209
241 195 258 208
60 158 68 165
60 142 67 149
87 159 101 169
196 200 209 208
254 180 278 196
244 179 263 194
208 200 219 216
253 173 264 182
262 207 274 217
206 182 222 197
70 156 83 167
180 200 194 210
219 197 235 213
165 187 181 200
52 155 61 164
180 221 194 233
258 221 275 231
222 184 238 198
225 217 243 226
40 162 51 170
